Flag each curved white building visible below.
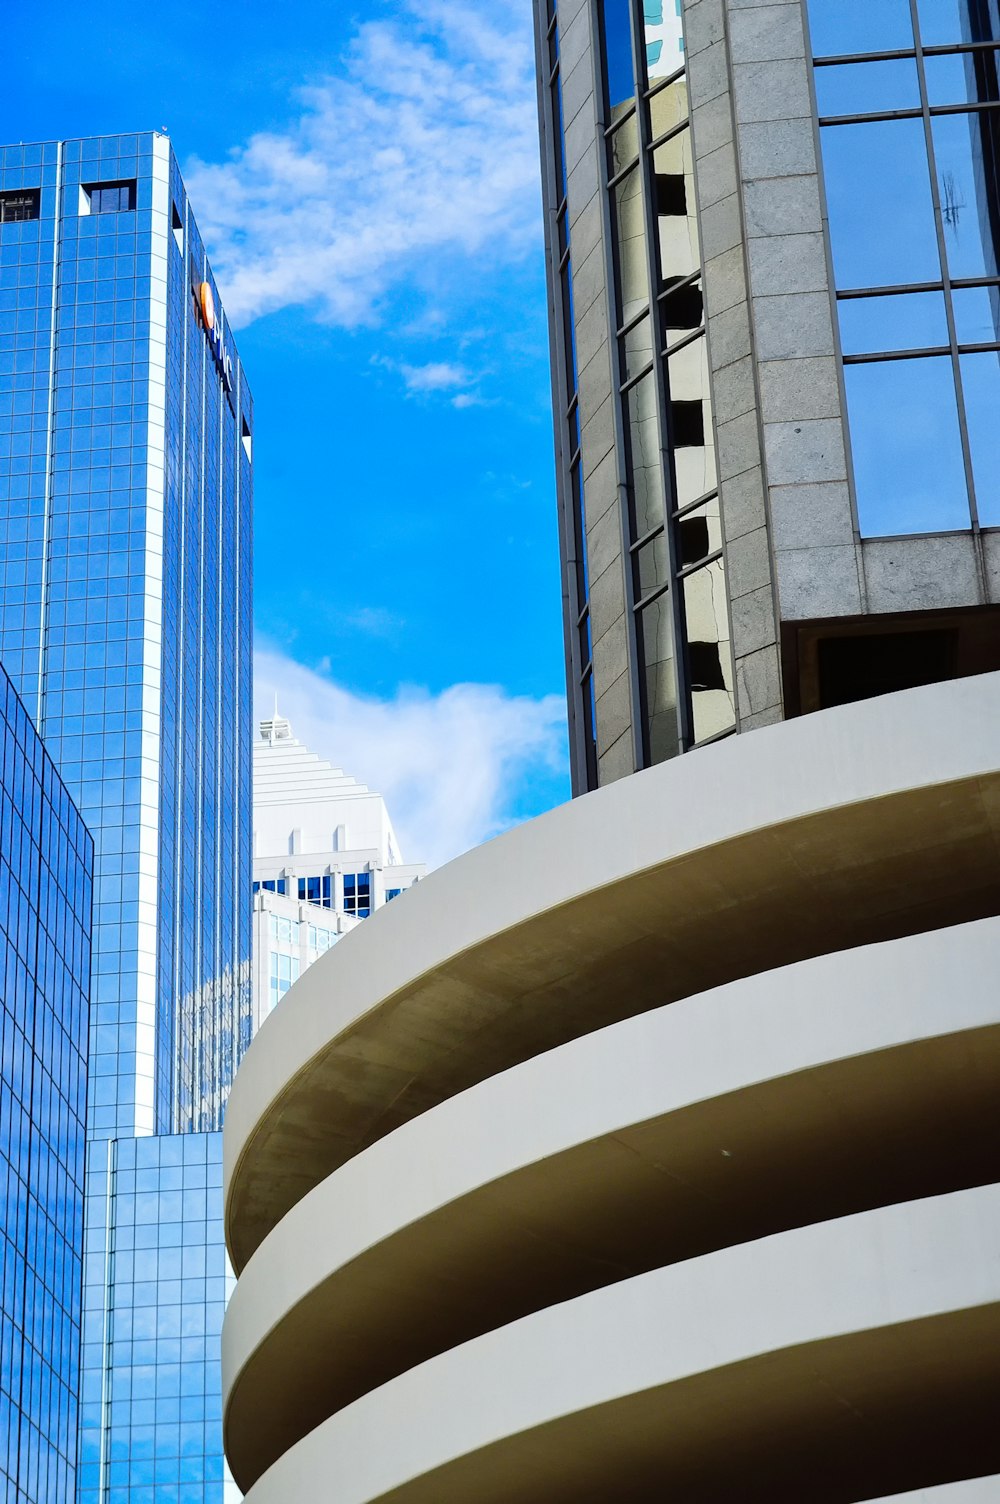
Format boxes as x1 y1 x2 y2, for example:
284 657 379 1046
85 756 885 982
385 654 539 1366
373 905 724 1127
222 675 1000 1503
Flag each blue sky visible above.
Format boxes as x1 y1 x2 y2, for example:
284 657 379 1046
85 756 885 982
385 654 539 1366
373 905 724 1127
1 0 570 866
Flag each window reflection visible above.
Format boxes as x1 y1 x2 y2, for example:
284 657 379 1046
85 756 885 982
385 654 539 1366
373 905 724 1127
916 0 999 47
959 350 1000 524
807 0 913 57
932 111 1000 281
638 593 678 763
953 284 1000 344
844 358 970 535
823 120 940 288
626 370 664 535
614 166 650 322
814 58 920 117
642 0 685 85
683 559 736 743
837 292 949 355
924 48 1000 108
668 336 715 508
602 0 635 107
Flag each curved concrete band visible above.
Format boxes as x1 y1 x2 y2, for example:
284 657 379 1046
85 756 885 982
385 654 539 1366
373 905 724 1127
241 1185 1000 1504
224 677 1000 1270
222 919 1000 1491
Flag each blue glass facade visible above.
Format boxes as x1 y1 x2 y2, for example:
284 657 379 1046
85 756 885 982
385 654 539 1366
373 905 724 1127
80 1133 234 1504
0 660 92 1504
0 134 252 1502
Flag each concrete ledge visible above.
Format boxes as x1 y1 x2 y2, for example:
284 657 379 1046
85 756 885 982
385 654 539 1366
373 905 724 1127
225 676 1000 1272
240 1186 1000 1504
223 920 1000 1491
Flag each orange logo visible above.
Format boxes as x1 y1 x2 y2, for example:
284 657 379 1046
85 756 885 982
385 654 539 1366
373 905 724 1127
199 281 216 332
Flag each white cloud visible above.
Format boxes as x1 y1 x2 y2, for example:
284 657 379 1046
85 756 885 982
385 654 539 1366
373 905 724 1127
185 0 541 329
254 646 568 870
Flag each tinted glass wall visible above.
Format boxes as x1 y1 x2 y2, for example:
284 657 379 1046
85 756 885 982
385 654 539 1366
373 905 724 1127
807 0 1000 534
79 1133 237 1504
0 661 92 1504
0 134 253 1142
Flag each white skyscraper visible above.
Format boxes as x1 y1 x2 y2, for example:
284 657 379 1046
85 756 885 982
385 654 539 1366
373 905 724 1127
251 710 425 1028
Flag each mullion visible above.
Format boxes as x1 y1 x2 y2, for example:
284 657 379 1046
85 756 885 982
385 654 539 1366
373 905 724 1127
626 0 694 755
908 0 980 530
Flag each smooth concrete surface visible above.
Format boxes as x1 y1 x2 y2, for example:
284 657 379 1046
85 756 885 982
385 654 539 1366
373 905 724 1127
225 675 1000 1271
241 1185 1000 1504
223 920 1000 1491
865 1482 1000 1502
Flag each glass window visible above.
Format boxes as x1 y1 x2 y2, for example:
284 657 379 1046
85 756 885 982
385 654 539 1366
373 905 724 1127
924 48 1000 108
0 188 41 224
917 0 999 48
678 497 723 568
653 127 700 279
953 284 1000 345
814 58 920 117
837 291 949 355
683 558 735 743
661 276 703 336
667 337 716 507
960 350 1000 525
602 0 635 108
932 112 1000 282
343 872 372 919
625 370 664 535
614 166 650 321
807 0 914 56
637 593 678 764
622 312 654 383
84 180 137 215
822 120 940 288
635 529 669 599
844 357 970 534
643 0 686 86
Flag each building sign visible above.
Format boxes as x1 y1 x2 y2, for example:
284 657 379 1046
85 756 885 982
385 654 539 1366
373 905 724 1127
190 260 234 393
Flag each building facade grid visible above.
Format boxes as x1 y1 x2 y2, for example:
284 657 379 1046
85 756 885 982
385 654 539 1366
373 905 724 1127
0 661 92 1504
807 0 1000 537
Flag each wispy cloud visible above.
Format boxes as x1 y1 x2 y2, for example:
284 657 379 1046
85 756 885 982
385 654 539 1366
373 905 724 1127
255 646 568 870
371 354 486 405
186 0 540 329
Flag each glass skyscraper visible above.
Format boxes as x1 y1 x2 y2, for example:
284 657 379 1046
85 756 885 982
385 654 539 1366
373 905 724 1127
0 132 253 1501
0 659 92 1504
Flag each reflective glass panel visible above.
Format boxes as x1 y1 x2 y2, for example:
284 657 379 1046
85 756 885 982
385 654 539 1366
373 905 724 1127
636 528 669 598
822 120 940 287
667 336 716 507
924 48 1000 107
643 0 686 85
609 108 640 174
837 291 950 354
844 357 970 534
622 311 654 383
814 58 920 116
806 0 914 56
682 558 736 743
648 77 689 142
932 111 1000 280
953 283 1000 344
653 126 700 279
602 0 635 107
960 350 1000 525
614 166 650 321
917 0 999 47
678 497 723 568
638 592 678 764
626 370 664 535
662 276 704 335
